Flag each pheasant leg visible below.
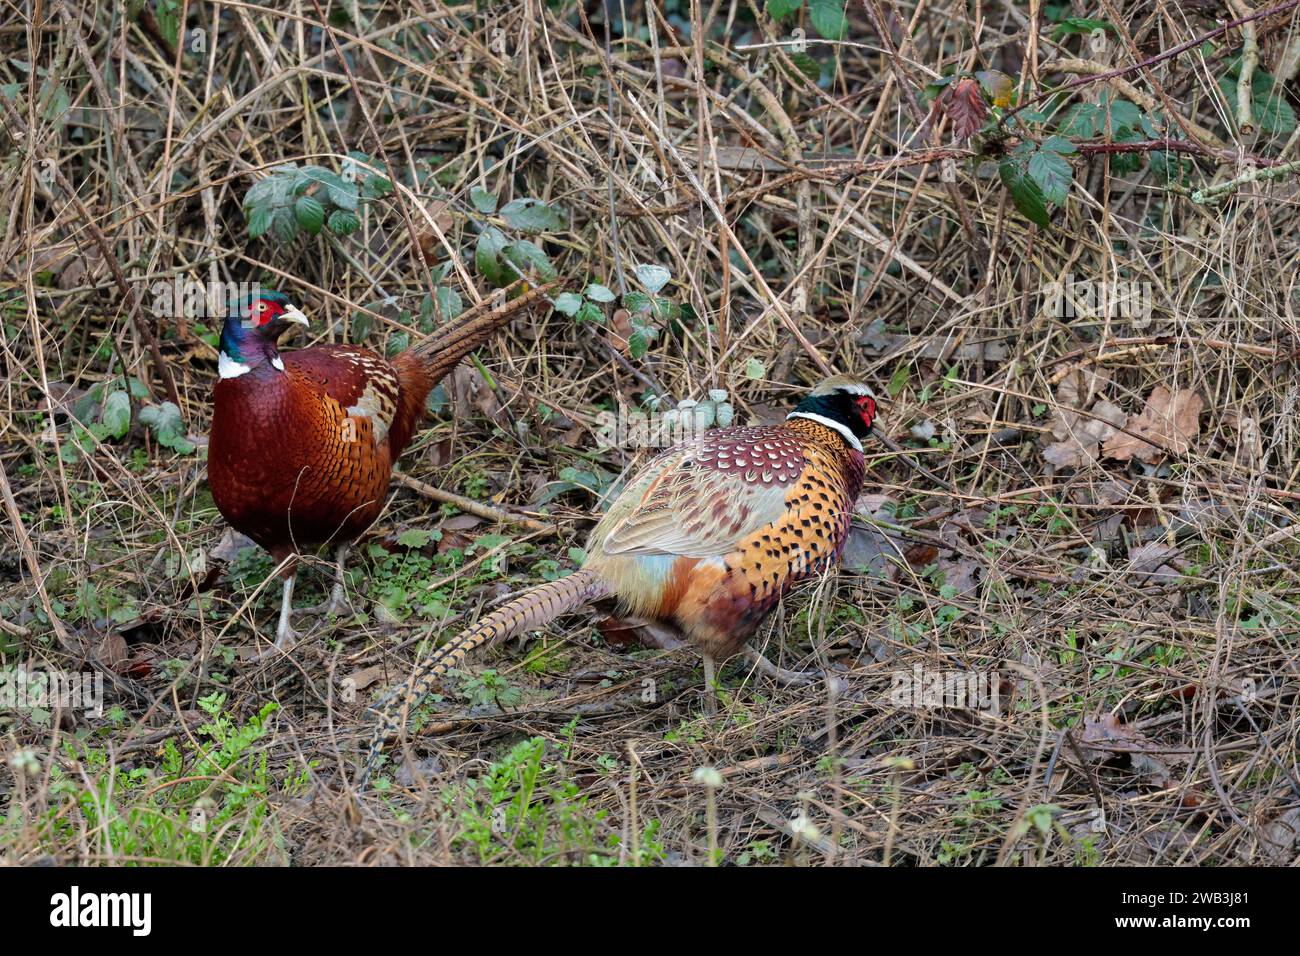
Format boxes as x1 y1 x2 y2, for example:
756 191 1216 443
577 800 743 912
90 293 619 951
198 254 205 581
273 574 298 649
702 654 718 715
305 544 355 617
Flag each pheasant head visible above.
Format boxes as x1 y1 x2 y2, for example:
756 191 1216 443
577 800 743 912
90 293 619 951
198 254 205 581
218 290 308 379
786 374 878 451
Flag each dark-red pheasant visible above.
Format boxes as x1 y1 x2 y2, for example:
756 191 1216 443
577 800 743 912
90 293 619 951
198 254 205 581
208 285 550 651
361 374 877 784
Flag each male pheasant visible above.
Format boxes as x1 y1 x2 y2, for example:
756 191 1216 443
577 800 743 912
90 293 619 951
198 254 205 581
360 373 878 785
208 284 551 650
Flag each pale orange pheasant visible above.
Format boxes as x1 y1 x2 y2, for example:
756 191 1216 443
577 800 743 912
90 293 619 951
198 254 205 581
360 374 877 785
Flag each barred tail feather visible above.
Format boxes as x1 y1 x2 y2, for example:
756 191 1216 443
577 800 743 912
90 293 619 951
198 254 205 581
356 568 610 789
410 280 557 381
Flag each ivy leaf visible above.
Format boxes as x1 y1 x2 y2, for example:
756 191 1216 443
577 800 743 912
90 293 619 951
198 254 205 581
294 195 326 234
766 0 803 19
809 0 847 39
500 198 565 233
435 286 463 320
1027 147 1072 206
471 187 498 214
327 209 360 236
999 160 1051 228
101 390 131 440
634 263 671 294
553 292 584 316
138 402 195 455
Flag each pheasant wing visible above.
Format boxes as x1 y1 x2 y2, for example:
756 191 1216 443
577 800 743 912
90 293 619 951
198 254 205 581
596 426 807 558
284 345 401 444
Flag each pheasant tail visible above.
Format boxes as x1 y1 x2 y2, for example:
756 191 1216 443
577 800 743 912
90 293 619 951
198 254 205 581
408 281 556 382
358 566 611 788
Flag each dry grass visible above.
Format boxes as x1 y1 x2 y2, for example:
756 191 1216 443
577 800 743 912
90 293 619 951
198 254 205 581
1 0 1299 866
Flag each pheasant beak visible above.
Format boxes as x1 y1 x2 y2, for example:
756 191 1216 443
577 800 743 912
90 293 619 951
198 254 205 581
281 304 309 327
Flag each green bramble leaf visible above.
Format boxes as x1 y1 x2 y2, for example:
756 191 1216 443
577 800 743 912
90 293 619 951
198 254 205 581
435 286 463 320
999 160 1051 228
327 209 360 236
475 227 510 287
789 53 821 82
744 357 767 380
767 0 803 19
634 264 671 294
471 187 498 214
1057 102 1100 138
395 529 435 549
809 0 847 39
1027 147 1072 206
585 282 616 303
1049 17 1115 40
272 208 298 243
628 328 652 359
294 195 326 234
623 291 652 314
246 205 273 239
553 292 584 316
575 302 605 324
503 239 558 281
500 198 565 233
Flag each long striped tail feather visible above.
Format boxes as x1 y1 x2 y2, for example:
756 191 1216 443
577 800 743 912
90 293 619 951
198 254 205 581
356 567 611 790
410 280 557 381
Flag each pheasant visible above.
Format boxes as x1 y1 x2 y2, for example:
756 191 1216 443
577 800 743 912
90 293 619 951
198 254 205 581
359 373 878 786
208 283 551 651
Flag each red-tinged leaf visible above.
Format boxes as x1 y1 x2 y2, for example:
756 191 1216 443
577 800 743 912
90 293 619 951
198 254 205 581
943 78 987 140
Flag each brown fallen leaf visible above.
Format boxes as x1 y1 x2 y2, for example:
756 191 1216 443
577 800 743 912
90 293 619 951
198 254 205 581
608 307 632 355
1079 713 1172 788
1126 540 1183 585
1102 387 1204 463
1042 370 1125 468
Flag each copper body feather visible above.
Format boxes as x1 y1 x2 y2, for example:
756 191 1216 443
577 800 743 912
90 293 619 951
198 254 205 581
209 347 433 561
